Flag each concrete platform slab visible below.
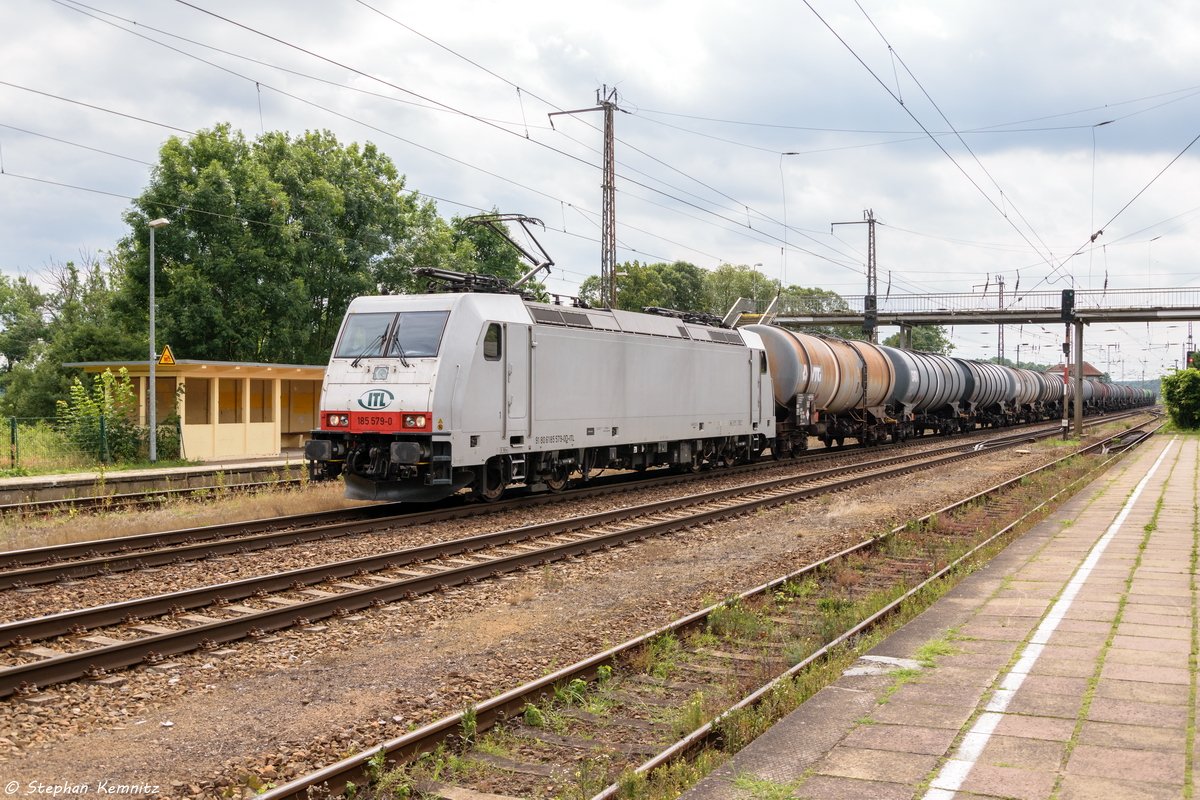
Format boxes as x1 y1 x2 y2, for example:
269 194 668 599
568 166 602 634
681 434 1200 800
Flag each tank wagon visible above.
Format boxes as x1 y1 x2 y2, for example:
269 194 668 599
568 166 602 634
306 296 1155 502
736 325 1153 455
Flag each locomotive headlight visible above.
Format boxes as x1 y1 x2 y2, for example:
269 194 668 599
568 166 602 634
402 414 422 429
326 413 350 428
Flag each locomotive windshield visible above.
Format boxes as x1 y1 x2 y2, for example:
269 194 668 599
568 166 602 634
334 311 450 360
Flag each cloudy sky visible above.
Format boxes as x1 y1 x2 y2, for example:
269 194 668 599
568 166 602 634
2 0 1198 377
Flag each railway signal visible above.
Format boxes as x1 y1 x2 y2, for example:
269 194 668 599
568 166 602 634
1060 289 1075 321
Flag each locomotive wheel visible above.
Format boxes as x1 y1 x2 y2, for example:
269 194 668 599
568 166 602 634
545 466 570 493
475 458 508 502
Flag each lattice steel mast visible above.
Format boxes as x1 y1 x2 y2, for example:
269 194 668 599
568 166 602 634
549 86 622 308
832 209 879 342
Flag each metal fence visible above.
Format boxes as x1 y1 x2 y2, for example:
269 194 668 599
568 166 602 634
4 418 183 474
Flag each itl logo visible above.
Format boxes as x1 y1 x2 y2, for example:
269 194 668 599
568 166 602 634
358 389 394 410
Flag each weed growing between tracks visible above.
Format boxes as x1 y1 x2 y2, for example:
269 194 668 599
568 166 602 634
606 451 1104 800
348 450 1109 800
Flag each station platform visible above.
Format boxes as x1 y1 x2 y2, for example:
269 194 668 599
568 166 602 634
684 433 1198 800
0 449 306 505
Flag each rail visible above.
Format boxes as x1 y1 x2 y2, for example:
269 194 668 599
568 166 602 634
251 422 1157 800
0 415 1148 698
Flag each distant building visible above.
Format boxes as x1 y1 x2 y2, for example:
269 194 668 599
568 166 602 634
65 360 324 459
1049 361 1106 379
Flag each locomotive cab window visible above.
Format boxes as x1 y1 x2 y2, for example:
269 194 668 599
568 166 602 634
334 311 450 360
392 311 450 358
483 323 502 361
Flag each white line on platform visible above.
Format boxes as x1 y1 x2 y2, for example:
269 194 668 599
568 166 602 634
920 437 1177 799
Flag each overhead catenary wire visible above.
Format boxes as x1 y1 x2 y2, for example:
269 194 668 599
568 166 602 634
1013 127 1200 302
16 0 1190 321
842 0 1063 286
53 1 880 279
637 81 1200 133
339 0 900 281
173 0 924 285
40 0 958 296
0 123 153 165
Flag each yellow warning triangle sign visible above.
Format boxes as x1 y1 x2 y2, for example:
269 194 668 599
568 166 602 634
158 344 176 365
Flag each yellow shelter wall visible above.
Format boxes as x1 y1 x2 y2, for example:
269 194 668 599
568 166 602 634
81 363 322 460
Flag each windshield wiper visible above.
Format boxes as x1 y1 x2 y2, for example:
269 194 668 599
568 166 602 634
350 333 386 368
384 328 411 368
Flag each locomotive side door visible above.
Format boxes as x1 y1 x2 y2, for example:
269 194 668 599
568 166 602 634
751 349 764 427
505 323 531 439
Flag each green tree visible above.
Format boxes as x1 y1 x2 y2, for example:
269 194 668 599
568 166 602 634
577 260 708 312
655 261 709 312
112 124 451 365
56 367 141 463
1160 368 1200 429
1 256 141 418
705 264 776 316
777 285 867 340
616 261 670 310
0 275 50 372
882 326 955 355
448 214 525 283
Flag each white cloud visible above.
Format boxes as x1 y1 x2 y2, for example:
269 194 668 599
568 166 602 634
1 0 1198 371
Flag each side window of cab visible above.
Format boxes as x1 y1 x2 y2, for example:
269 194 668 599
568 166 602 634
483 323 502 361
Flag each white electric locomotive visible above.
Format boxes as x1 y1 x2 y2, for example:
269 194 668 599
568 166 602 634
305 291 775 501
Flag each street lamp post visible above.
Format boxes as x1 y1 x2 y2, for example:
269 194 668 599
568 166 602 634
147 218 170 463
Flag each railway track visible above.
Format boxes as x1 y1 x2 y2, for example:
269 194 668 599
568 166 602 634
248 419 1163 800
0 418 1149 699
0 409 1149 580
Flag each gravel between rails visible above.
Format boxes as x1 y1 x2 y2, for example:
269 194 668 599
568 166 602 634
0 430 1001 628
0 426 1133 798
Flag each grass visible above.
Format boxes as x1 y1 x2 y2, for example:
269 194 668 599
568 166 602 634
356 433 1122 800
1 419 203 476
707 598 769 639
913 635 959 666
0 478 367 553
629 632 683 679
729 773 805 799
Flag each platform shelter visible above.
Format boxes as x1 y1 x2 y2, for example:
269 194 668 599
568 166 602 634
64 359 325 459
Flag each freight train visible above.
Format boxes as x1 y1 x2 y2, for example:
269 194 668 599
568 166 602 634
304 289 1155 502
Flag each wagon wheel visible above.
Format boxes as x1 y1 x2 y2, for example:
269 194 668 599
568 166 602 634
474 457 508 502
